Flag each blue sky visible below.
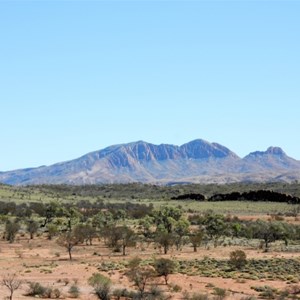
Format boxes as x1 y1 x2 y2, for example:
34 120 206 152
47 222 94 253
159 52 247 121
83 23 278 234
0 1 299 171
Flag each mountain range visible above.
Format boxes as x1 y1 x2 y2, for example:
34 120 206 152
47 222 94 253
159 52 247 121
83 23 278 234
1 139 300 185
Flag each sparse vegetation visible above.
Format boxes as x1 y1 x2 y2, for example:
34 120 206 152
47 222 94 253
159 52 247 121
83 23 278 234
1 182 300 298
229 249 247 269
88 273 112 300
1 273 22 300
69 284 80 298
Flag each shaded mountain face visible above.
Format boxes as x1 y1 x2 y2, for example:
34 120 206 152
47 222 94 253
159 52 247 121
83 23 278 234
243 146 299 170
0 140 299 185
180 140 238 159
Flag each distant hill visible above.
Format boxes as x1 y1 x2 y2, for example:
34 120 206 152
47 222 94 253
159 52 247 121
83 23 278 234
0 139 300 185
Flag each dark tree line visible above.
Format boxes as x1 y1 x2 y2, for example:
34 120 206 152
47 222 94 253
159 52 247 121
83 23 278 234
209 190 300 204
171 190 300 204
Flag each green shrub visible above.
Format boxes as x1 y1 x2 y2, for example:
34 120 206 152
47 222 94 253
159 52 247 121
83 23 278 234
148 285 166 300
213 287 227 300
251 285 277 299
190 293 209 300
69 284 80 298
229 250 247 269
88 273 111 300
112 288 130 300
26 282 46 296
171 284 182 292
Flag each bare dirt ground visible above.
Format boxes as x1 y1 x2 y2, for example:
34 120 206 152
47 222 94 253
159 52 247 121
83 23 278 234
0 233 298 300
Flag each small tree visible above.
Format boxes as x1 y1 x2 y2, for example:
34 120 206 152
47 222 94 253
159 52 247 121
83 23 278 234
27 219 39 239
153 206 182 233
88 273 111 300
229 250 247 269
252 220 288 251
47 224 59 240
73 223 97 245
204 214 227 247
1 273 22 300
57 231 80 260
139 215 154 238
154 258 176 285
63 206 82 231
101 225 122 251
155 231 174 254
189 229 204 252
127 265 155 298
173 218 190 250
118 226 137 256
128 256 142 271
5 219 20 243
40 201 63 227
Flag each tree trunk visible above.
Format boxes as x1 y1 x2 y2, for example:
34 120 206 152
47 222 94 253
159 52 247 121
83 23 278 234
265 239 269 252
68 247 72 260
68 219 72 231
193 245 197 252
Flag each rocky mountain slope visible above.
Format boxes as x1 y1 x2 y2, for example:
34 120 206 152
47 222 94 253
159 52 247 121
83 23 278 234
0 139 299 185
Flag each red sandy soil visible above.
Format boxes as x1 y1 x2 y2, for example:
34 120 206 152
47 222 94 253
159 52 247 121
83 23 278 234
1 234 299 299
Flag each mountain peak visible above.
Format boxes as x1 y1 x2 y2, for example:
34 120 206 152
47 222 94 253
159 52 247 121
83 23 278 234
246 146 287 158
266 146 286 156
0 139 299 185
180 139 238 159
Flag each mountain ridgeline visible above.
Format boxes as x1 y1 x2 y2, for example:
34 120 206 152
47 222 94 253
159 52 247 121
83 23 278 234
0 139 300 185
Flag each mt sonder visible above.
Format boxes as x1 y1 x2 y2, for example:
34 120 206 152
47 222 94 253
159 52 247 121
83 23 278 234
1 139 300 185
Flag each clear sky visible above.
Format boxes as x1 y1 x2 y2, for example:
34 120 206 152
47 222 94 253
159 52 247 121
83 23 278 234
0 0 299 171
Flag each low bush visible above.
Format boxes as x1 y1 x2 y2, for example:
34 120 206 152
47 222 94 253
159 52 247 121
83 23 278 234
229 250 247 269
26 282 46 297
69 284 80 298
190 293 209 300
212 287 227 300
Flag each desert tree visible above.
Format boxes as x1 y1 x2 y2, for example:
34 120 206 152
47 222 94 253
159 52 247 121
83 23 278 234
153 206 182 233
127 265 155 299
57 231 81 260
73 223 97 245
5 219 20 243
40 201 64 227
229 250 247 270
173 217 190 250
92 211 114 230
101 225 123 251
101 225 137 255
252 220 289 251
127 256 142 271
154 258 176 285
155 231 174 255
27 219 39 239
139 215 154 238
189 228 204 252
63 206 82 231
203 213 228 247
46 223 59 240
1 273 22 300
118 226 137 256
